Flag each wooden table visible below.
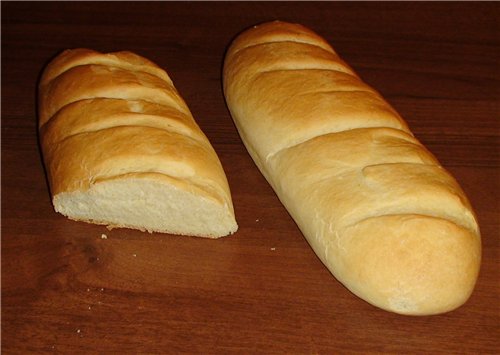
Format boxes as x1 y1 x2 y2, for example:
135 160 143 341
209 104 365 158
2 2 499 353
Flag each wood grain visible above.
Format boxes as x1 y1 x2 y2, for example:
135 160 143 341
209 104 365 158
2 2 499 354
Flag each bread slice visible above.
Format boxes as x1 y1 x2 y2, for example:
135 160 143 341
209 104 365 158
39 49 237 238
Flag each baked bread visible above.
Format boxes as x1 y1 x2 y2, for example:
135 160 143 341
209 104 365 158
39 48 237 238
223 21 481 314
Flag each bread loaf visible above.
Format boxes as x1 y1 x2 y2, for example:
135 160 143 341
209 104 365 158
223 21 481 315
39 48 237 238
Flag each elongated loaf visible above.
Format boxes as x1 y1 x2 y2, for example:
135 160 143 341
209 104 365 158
223 21 481 315
39 48 237 238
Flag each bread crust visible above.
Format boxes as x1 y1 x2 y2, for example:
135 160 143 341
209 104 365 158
40 48 172 86
39 63 189 127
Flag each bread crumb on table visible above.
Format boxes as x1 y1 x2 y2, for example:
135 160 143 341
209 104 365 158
101 234 107 239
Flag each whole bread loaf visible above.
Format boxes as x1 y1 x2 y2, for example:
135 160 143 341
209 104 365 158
223 21 481 315
39 48 237 238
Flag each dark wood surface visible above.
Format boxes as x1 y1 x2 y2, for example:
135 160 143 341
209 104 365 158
2 2 499 354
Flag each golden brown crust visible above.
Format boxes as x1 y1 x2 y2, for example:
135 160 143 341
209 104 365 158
339 215 481 315
40 48 172 86
223 24 409 161
223 21 481 314
227 20 337 56
40 98 207 146
39 64 189 128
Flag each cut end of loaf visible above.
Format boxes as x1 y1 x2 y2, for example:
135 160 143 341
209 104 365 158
53 177 238 238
